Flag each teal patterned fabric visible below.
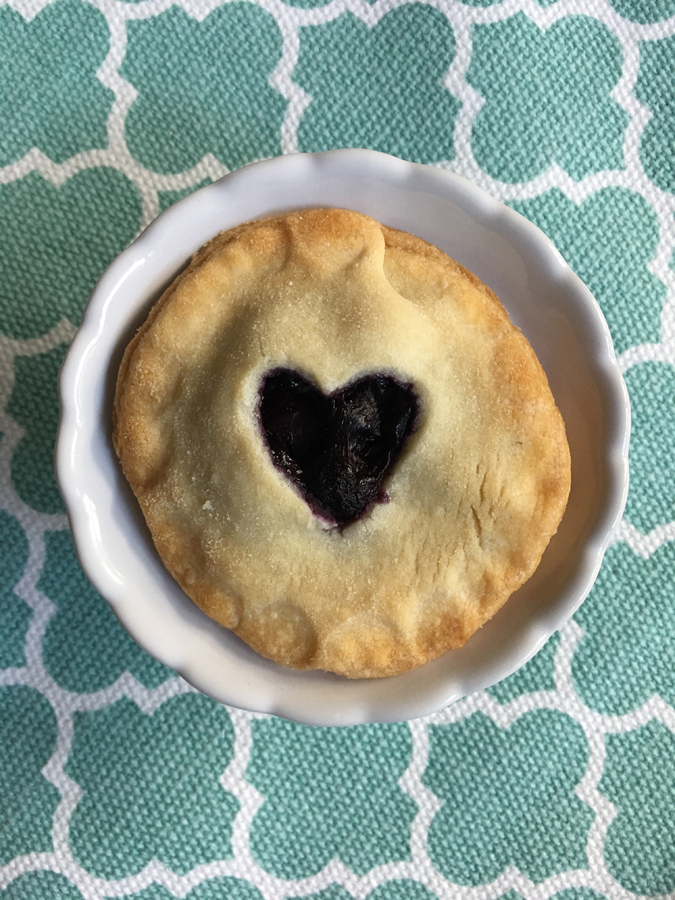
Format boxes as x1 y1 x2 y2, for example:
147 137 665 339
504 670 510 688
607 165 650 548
467 14 628 182
0 1 113 166
246 720 415 878
424 712 593 884
0 513 30 669
121 4 286 173
295 6 459 162
0 169 141 340
8 345 68 514
508 188 665 356
1 1 674 898
67 696 239 878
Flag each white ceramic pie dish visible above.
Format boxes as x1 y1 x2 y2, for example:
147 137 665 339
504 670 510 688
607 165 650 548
56 150 629 726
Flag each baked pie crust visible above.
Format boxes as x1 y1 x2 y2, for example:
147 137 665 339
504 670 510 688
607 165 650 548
113 208 571 678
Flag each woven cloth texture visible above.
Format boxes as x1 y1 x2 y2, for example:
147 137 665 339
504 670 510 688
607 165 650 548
1 0 675 898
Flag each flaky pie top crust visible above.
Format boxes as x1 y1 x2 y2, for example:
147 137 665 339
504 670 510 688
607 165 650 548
113 208 571 678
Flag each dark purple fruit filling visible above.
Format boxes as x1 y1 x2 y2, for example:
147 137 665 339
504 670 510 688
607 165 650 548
259 368 419 526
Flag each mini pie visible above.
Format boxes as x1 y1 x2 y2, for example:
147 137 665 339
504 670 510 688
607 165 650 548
113 208 571 678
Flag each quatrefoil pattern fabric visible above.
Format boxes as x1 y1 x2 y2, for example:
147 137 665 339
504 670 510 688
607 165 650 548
1 1 675 898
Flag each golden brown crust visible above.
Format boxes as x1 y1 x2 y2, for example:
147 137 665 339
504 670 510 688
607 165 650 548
114 208 571 678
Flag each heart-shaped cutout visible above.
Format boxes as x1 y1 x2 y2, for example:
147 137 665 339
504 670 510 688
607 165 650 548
259 368 419 526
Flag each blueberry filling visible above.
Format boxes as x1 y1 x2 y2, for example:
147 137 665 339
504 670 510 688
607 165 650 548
259 368 419 526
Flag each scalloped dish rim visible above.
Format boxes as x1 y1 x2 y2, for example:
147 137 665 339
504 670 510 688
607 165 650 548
56 150 630 726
